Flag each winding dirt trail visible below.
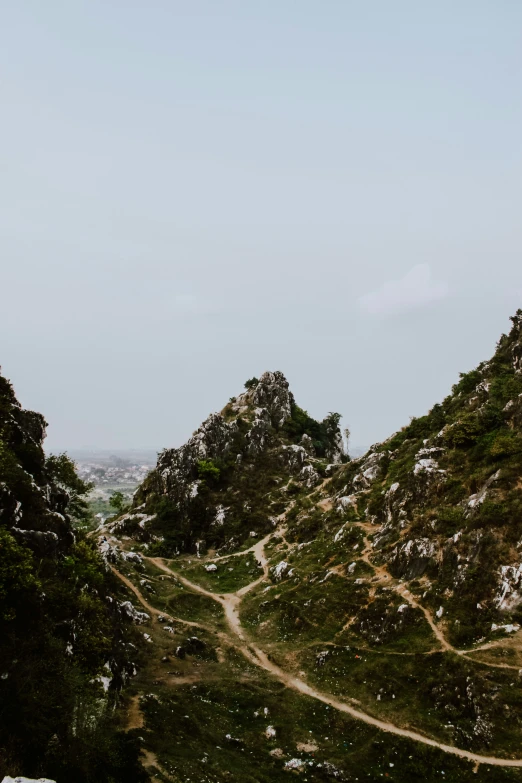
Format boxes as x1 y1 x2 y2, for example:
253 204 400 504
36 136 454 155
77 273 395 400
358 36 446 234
395 582 452 652
137 552 522 768
338 520 522 670
109 486 522 769
110 565 213 633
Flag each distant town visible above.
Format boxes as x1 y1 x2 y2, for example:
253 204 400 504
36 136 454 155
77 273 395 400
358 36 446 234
65 449 159 520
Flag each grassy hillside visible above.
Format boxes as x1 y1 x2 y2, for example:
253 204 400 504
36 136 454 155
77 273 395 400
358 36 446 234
96 316 522 781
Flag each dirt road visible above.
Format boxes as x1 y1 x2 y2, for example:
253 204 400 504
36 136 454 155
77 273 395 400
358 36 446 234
137 553 522 768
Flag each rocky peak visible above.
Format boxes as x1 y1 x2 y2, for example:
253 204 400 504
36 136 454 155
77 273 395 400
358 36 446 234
0 373 75 552
230 370 292 428
131 370 345 555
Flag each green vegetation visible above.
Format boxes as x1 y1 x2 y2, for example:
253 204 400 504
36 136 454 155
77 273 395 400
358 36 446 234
45 452 94 527
0 371 148 781
0 527 39 621
184 553 263 593
284 404 343 458
137 652 522 783
109 490 130 515
197 458 221 485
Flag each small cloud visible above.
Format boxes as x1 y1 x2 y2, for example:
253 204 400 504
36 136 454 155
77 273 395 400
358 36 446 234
358 264 448 317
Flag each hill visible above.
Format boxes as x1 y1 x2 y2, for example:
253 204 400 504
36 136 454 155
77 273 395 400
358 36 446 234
97 313 522 782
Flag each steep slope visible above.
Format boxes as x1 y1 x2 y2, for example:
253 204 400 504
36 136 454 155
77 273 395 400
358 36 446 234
241 310 522 753
99 312 522 783
0 372 147 782
109 371 344 556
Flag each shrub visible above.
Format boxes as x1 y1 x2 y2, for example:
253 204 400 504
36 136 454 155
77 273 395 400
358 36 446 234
444 413 483 448
488 432 522 460
197 459 221 485
452 369 482 397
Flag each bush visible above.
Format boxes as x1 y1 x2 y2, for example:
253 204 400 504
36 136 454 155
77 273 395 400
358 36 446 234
197 459 221 485
444 413 483 448
488 432 522 460
452 369 482 397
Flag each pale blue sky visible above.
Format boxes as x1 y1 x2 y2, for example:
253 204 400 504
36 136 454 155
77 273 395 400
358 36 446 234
1 1 521 451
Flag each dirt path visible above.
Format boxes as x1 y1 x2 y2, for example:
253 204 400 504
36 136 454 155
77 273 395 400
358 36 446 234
111 491 522 768
140 554 522 767
141 748 178 782
395 582 452 652
148 557 251 641
214 531 272 563
339 521 522 667
242 642 522 768
126 693 144 730
126 693 178 781
110 565 213 633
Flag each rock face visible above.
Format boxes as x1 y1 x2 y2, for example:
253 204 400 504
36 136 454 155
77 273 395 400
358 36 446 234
0 374 75 550
131 371 344 555
2 777 57 783
153 413 240 503
231 371 292 428
390 538 437 579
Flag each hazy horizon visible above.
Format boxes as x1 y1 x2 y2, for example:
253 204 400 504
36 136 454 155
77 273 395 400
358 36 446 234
2 2 521 453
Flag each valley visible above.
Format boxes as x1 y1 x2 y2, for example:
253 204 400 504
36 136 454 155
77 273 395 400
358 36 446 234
104 473 522 782
4 314 522 782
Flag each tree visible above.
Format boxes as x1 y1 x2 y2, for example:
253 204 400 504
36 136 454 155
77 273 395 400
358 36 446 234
109 491 127 514
197 459 221 485
45 453 94 526
244 377 259 390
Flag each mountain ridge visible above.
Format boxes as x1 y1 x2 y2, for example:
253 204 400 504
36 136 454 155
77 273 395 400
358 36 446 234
93 310 522 782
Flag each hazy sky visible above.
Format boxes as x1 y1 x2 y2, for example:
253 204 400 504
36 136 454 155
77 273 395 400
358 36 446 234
1 1 521 453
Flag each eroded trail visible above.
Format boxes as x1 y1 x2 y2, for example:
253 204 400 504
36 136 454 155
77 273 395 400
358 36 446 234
111 565 212 633
136 549 522 768
343 521 522 668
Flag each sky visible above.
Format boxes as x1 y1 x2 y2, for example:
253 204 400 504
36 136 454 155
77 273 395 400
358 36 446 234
1 1 521 454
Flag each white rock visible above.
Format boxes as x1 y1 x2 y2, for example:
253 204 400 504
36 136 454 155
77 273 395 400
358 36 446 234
271 561 289 581
414 458 444 476
491 623 520 634
436 606 444 619
284 758 304 770
353 452 386 489
495 563 522 611
300 464 320 488
467 469 501 510
2 778 56 782
122 551 143 564
120 601 150 624
337 495 358 511
205 563 218 572
416 446 445 459
214 505 226 526
265 725 277 739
